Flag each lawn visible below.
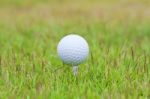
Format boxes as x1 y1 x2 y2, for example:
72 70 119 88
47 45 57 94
0 0 150 98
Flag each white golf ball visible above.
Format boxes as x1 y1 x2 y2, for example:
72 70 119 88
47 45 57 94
57 34 89 66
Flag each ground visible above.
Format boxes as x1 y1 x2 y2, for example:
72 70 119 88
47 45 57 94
0 0 150 98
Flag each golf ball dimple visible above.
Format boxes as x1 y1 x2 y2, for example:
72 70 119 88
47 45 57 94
57 34 89 66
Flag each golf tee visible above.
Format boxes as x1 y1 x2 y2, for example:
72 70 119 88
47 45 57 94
73 66 78 76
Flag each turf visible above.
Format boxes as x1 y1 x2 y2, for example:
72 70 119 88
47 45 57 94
0 0 150 98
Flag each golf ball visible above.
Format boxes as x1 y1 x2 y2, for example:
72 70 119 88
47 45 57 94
57 34 89 66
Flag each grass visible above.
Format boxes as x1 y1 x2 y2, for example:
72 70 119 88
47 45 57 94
0 0 150 98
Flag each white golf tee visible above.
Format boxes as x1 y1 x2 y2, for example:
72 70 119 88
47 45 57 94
73 66 78 76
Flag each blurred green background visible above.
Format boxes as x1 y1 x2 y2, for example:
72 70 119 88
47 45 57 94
0 0 150 98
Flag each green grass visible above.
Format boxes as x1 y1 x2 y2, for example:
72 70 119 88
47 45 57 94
0 0 150 98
